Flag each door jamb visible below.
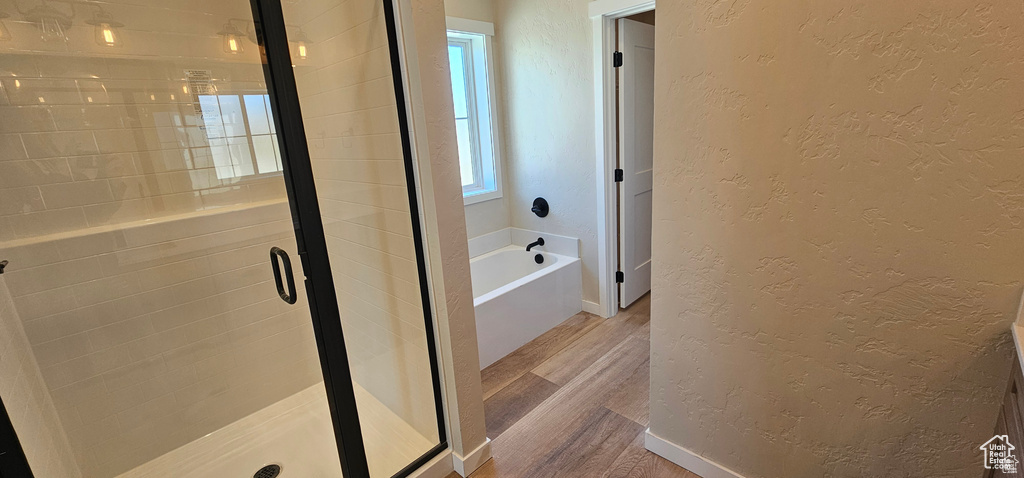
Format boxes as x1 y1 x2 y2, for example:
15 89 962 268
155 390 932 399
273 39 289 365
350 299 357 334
590 0 655 318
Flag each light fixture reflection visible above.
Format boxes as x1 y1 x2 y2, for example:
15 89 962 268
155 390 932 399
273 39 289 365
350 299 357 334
291 29 311 62
219 22 244 55
25 4 71 43
86 11 124 47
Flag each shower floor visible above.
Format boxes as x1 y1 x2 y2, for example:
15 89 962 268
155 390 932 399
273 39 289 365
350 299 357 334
118 383 434 478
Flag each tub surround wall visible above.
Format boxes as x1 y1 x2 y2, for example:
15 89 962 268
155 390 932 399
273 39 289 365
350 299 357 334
509 228 579 259
467 227 579 259
0 276 81 478
650 1 1024 477
465 197 513 240
467 228 512 258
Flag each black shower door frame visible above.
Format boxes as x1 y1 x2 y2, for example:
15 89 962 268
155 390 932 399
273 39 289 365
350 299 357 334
0 1 448 477
249 0 449 476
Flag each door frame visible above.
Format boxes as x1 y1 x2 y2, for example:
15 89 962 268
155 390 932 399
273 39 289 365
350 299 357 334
590 0 656 318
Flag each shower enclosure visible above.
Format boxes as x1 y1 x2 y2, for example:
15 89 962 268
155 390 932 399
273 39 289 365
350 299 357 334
0 0 445 477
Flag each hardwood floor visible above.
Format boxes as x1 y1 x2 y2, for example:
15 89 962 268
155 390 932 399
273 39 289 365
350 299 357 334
449 294 699 478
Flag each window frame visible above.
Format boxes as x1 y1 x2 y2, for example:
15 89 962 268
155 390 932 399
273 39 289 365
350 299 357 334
446 18 502 205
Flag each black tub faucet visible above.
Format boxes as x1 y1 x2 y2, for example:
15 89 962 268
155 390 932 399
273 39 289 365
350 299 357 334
526 237 545 252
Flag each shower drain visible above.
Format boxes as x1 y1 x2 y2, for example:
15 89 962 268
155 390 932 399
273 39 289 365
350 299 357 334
253 464 282 478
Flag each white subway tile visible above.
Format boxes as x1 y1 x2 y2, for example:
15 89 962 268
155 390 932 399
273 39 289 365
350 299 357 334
0 158 73 188
0 134 27 160
0 186 45 215
67 154 136 180
21 131 98 158
39 180 114 209
5 208 89 238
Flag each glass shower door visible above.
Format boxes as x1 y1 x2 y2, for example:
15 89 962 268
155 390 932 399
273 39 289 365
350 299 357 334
265 0 448 476
0 0 443 476
0 13 346 478
0 0 351 474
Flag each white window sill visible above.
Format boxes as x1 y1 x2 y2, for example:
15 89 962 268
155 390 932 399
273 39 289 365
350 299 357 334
463 189 501 206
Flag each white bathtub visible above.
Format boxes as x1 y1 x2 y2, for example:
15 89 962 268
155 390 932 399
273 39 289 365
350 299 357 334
471 245 582 368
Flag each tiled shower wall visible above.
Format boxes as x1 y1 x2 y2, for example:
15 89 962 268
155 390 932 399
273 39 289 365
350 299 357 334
287 0 440 441
0 1 440 476
0 54 282 241
0 203 324 476
0 49 322 477
0 277 81 477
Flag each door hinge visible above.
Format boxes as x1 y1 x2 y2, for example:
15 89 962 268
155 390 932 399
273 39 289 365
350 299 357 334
614 168 623 182
613 51 623 68
616 271 624 283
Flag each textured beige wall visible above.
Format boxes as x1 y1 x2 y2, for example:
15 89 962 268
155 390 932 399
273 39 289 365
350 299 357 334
407 0 490 459
443 0 514 242
649 1 1024 477
444 0 495 23
492 0 599 302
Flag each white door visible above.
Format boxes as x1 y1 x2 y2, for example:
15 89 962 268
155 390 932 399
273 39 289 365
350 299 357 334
617 18 655 308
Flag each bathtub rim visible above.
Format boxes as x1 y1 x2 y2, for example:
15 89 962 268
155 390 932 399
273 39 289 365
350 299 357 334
471 245 580 307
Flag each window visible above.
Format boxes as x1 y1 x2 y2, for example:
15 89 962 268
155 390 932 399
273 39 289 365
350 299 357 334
198 93 283 180
447 19 501 204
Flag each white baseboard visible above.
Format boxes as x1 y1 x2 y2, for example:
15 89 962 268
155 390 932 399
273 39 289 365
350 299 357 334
453 438 492 476
582 299 603 315
408 449 454 478
645 429 745 478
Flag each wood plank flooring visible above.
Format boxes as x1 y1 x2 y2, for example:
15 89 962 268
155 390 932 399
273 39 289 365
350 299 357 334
449 294 699 478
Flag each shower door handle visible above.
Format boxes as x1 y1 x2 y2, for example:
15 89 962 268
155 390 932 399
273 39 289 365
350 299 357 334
269 247 298 304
